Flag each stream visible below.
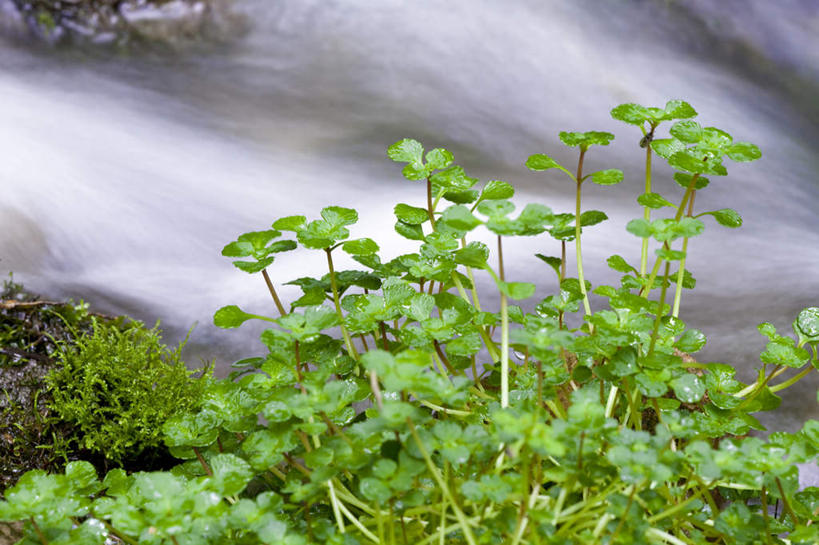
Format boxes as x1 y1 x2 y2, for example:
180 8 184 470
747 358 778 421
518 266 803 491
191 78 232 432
1 0 818 436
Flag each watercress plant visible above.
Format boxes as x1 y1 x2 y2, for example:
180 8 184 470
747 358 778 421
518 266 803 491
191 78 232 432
2 100 818 545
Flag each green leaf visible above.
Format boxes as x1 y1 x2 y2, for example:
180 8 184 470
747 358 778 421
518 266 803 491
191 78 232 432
559 131 614 148
668 150 711 174
480 180 515 201
676 329 706 353
669 120 703 143
673 172 710 190
425 148 454 170
671 374 705 403
607 255 636 274
701 208 742 228
360 478 392 503
214 305 263 329
626 218 653 238
579 210 607 227
726 142 761 162
441 205 482 231
655 248 686 260
209 453 253 497
394 203 429 225
446 331 483 357
663 100 697 120
526 153 561 171
342 238 380 256
590 169 623 185
795 307 819 344
273 215 306 232
637 192 674 209
321 206 358 228
610 103 651 126
454 242 489 268
388 139 424 164
536 254 562 277
395 221 425 241
650 138 685 159
498 281 536 300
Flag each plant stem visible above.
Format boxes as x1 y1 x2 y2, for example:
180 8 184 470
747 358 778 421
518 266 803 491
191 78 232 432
672 190 697 318
193 447 213 476
641 174 700 297
574 148 593 325
29 517 49 545
325 248 359 361
426 178 437 229
327 479 346 534
769 365 814 393
648 260 672 357
499 235 510 408
261 269 287 316
640 140 654 278
407 418 477 545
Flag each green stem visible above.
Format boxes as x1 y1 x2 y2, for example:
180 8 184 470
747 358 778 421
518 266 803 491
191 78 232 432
451 271 500 360
672 189 696 318
326 248 359 361
769 365 814 393
426 178 437 229
407 418 477 545
640 140 653 278
498 235 510 409
262 268 287 316
29 517 49 545
648 260 672 357
574 148 593 325
641 174 700 297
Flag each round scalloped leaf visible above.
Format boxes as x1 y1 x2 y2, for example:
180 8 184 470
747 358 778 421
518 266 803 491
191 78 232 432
655 248 686 261
394 221 425 241
795 307 819 344
650 138 685 159
726 142 762 162
208 454 254 497
590 169 624 185
670 374 705 403
610 103 651 126
222 240 254 258
321 206 358 227
498 281 536 300
626 218 653 238
480 179 515 201
233 257 275 274
662 100 697 120
559 131 614 148
606 255 636 274
668 150 712 174
526 153 560 171
394 203 428 225
342 238 380 256
637 192 674 209
673 172 710 190
454 241 489 268
676 329 707 353
388 139 424 164
214 305 260 329
441 205 482 231
272 215 306 232
579 210 607 227
425 148 453 170
703 208 742 228
669 120 703 143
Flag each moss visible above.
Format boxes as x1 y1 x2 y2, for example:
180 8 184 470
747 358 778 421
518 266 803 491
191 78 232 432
47 320 211 466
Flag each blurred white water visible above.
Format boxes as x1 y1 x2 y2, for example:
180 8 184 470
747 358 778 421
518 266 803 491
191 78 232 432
0 0 817 435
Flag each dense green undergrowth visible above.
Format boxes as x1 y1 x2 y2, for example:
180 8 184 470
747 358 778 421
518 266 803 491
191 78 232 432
2 100 819 544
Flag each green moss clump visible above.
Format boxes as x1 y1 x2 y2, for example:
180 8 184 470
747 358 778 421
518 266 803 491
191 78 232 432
47 321 209 465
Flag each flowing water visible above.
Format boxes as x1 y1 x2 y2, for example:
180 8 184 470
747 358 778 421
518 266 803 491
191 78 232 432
1 0 818 436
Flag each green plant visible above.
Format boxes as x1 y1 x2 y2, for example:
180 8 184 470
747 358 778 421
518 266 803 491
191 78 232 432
46 320 209 465
2 100 819 545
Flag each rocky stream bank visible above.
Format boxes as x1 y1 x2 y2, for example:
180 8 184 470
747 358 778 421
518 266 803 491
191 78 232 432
0 0 245 49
